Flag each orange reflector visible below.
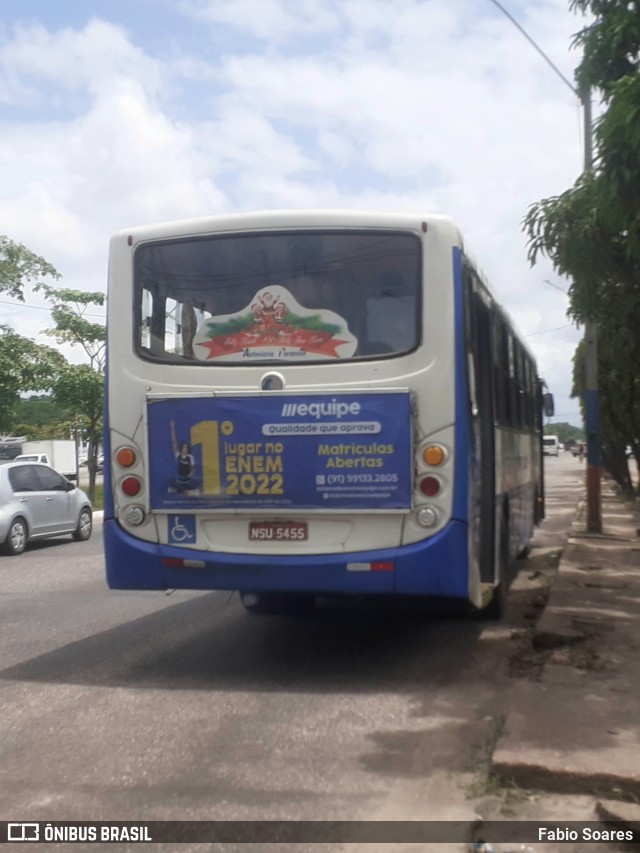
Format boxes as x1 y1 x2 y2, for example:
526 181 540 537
116 447 136 467
423 445 445 466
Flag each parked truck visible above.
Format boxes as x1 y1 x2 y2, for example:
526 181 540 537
14 440 78 480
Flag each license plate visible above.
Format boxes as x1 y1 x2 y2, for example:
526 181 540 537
249 521 308 541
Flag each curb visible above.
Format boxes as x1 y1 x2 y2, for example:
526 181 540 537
491 486 640 807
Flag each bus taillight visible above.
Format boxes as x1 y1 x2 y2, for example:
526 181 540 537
418 476 441 497
116 447 137 467
422 444 446 466
121 476 142 497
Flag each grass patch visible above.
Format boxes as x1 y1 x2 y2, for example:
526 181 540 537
93 483 104 510
465 713 532 814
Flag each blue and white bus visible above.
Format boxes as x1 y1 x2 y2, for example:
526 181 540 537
104 211 551 618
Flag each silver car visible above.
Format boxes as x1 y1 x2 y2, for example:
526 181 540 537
0 462 92 555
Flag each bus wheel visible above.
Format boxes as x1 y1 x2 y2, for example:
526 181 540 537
240 591 315 616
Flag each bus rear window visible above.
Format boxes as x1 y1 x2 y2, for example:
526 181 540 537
134 230 421 364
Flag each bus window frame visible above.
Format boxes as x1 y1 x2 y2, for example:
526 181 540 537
131 228 424 367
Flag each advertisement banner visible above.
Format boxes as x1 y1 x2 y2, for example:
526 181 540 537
147 392 412 511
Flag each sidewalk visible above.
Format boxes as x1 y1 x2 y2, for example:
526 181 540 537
492 479 640 829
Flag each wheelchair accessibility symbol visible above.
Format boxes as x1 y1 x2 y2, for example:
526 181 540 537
168 515 196 544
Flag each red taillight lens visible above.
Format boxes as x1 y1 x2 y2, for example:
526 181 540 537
121 476 142 497
419 476 441 497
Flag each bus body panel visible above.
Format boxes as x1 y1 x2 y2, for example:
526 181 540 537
104 514 471 599
104 210 545 612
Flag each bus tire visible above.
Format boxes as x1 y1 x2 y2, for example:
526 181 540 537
240 591 315 616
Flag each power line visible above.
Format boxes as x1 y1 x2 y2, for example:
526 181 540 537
486 0 578 96
526 324 572 337
0 297 105 320
544 279 569 295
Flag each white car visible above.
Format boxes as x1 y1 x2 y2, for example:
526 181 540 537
0 462 92 555
542 435 561 456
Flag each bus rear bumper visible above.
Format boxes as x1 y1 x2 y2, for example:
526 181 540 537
104 517 471 601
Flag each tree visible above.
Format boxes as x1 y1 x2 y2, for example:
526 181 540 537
544 422 584 444
41 286 106 371
54 365 104 502
12 395 75 440
573 331 640 498
523 0 640 493
39 287 106 500
0 325 67 432
0 236 59 300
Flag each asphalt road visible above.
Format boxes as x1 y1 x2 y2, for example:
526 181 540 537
0 454 584 847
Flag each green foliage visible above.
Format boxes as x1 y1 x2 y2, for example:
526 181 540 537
41 286 106 371
0 236 60 301
570 0 640 95
0 241 107 491
572 328 640 495
54 364 104 503
544 422 584 443
15 395 62 423
12 395 74 440
0 326 67 432
55 364 104 417
524 1 640 492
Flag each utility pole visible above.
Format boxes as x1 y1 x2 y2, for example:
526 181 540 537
488 0 602 532
581 88 602 533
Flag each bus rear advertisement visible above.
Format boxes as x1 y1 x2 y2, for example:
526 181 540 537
104 210 552 618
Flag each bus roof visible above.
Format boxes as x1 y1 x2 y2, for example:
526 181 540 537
110 209 536 367
112 209 463 244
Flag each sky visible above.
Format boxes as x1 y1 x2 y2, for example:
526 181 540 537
0 0 591 425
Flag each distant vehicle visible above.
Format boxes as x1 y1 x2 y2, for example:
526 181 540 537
0 462 92 555
79 452 103 470
0 436 27 461
543 435 560 457
18 440 77 480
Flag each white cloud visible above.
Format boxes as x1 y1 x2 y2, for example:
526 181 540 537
0 0 589 423
0 19 163 104
180 0 341 43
